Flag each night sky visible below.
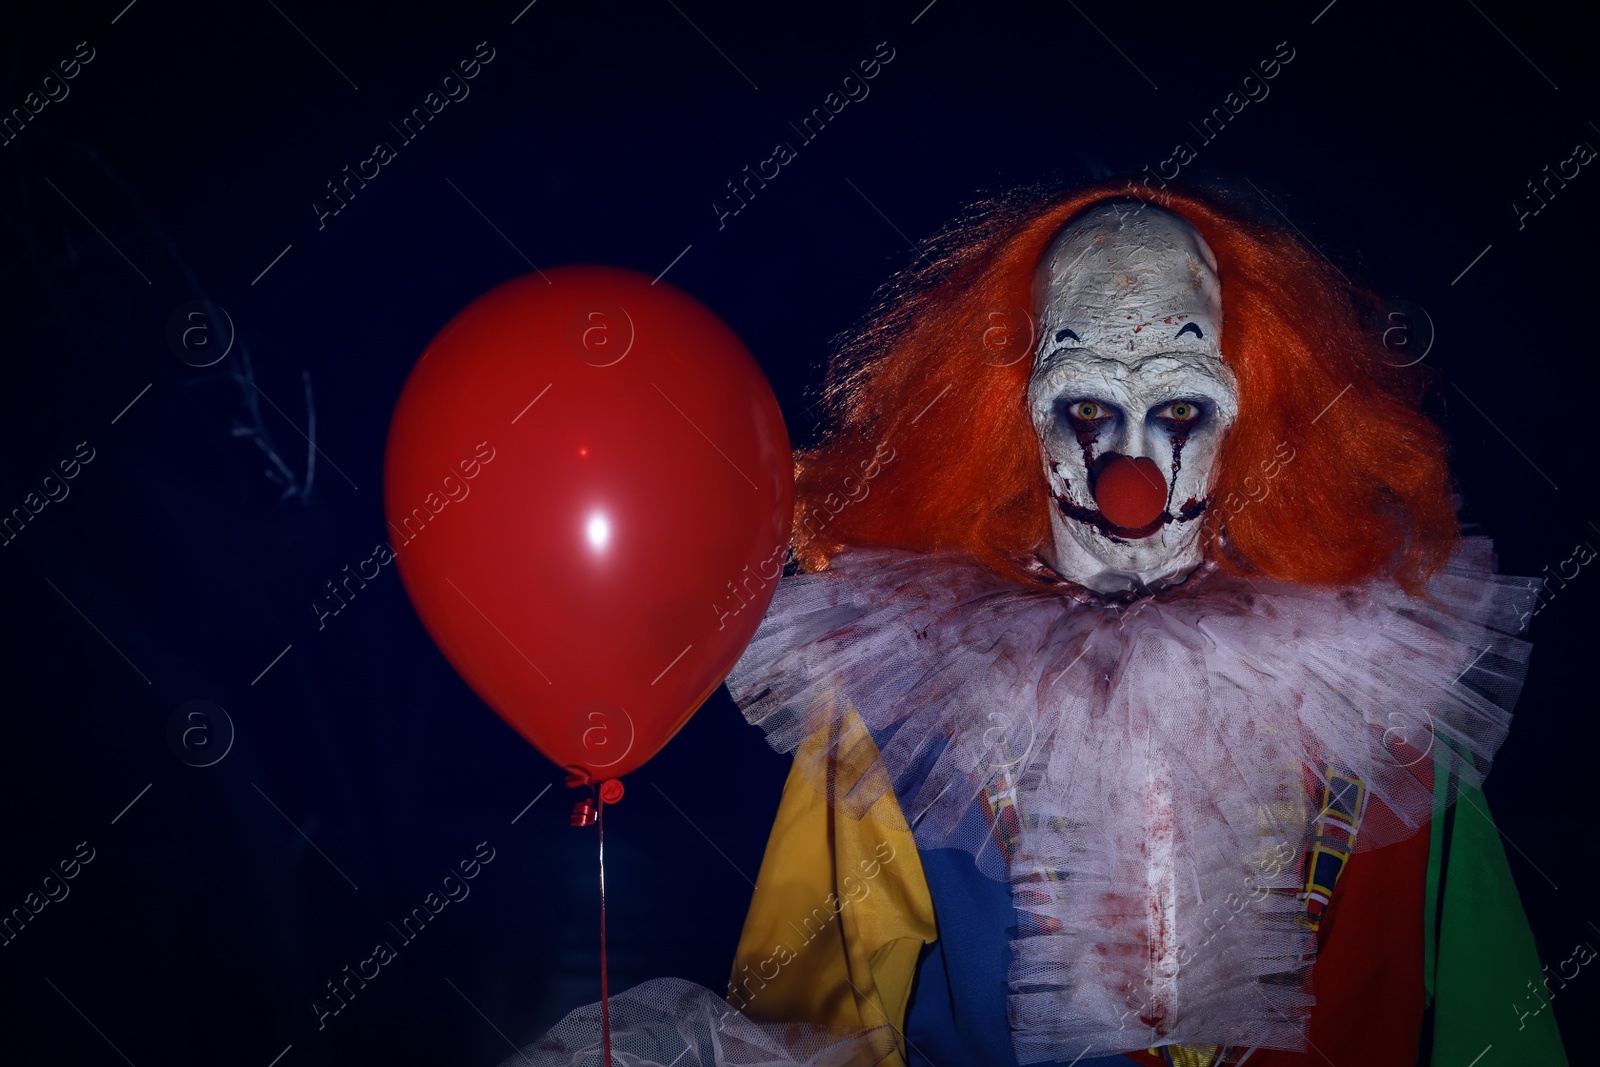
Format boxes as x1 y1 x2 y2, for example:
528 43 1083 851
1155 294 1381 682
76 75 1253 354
1 1 1594 1064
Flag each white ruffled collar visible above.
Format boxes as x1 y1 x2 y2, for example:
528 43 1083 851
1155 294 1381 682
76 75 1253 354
727 540 1537 1059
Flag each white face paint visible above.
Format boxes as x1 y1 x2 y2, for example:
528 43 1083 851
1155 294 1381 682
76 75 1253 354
1027 202 1238 593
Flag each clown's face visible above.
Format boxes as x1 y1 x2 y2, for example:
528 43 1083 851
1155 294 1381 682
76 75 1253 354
1027 202 1238 593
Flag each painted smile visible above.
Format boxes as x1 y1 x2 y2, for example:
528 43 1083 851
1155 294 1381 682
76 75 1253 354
1053 492 1207 542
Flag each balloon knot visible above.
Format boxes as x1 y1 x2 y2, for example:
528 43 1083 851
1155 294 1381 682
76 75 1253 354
565 771 624 825
570 797 598 827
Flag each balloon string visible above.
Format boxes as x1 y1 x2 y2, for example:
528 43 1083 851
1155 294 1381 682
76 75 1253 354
598 798 612 1067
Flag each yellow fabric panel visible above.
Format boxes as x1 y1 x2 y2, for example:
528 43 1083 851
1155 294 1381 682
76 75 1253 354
730 724 936 1065
1159 1044 1218 1066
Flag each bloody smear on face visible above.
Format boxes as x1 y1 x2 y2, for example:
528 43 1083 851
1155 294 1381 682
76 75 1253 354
1074 425 1098 472
1167 431 1189 511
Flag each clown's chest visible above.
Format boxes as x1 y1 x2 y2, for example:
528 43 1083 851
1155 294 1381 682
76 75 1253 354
903 761 1380 1067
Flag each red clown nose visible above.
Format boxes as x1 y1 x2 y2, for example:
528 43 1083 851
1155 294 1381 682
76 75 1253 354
1094 456 1168 531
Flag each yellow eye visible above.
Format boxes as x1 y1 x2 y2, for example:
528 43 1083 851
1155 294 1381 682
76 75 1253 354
1158 401 1200 422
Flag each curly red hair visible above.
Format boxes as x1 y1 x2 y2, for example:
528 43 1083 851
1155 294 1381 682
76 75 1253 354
792 181 1457 592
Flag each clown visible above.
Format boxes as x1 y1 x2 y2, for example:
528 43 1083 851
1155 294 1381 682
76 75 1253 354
722 185 1568 1066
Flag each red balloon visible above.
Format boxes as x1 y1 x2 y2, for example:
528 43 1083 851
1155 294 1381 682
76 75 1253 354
383 267 793 782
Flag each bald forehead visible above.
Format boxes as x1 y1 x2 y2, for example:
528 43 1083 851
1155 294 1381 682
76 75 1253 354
1033 202 1222 361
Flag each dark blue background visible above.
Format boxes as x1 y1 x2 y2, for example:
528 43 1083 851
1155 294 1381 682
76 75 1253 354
1 1 1592 1063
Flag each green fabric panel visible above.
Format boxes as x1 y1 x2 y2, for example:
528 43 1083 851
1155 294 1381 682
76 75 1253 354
1428 788 1567 1066
1423 763 1447 1005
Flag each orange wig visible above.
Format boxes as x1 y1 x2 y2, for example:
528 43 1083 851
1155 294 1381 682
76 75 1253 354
791 181 1457 593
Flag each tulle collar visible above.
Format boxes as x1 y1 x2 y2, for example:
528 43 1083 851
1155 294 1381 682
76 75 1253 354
728 540 1537 1059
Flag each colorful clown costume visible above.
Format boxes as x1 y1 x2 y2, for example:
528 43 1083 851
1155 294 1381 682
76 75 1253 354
725 544 1567 1065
